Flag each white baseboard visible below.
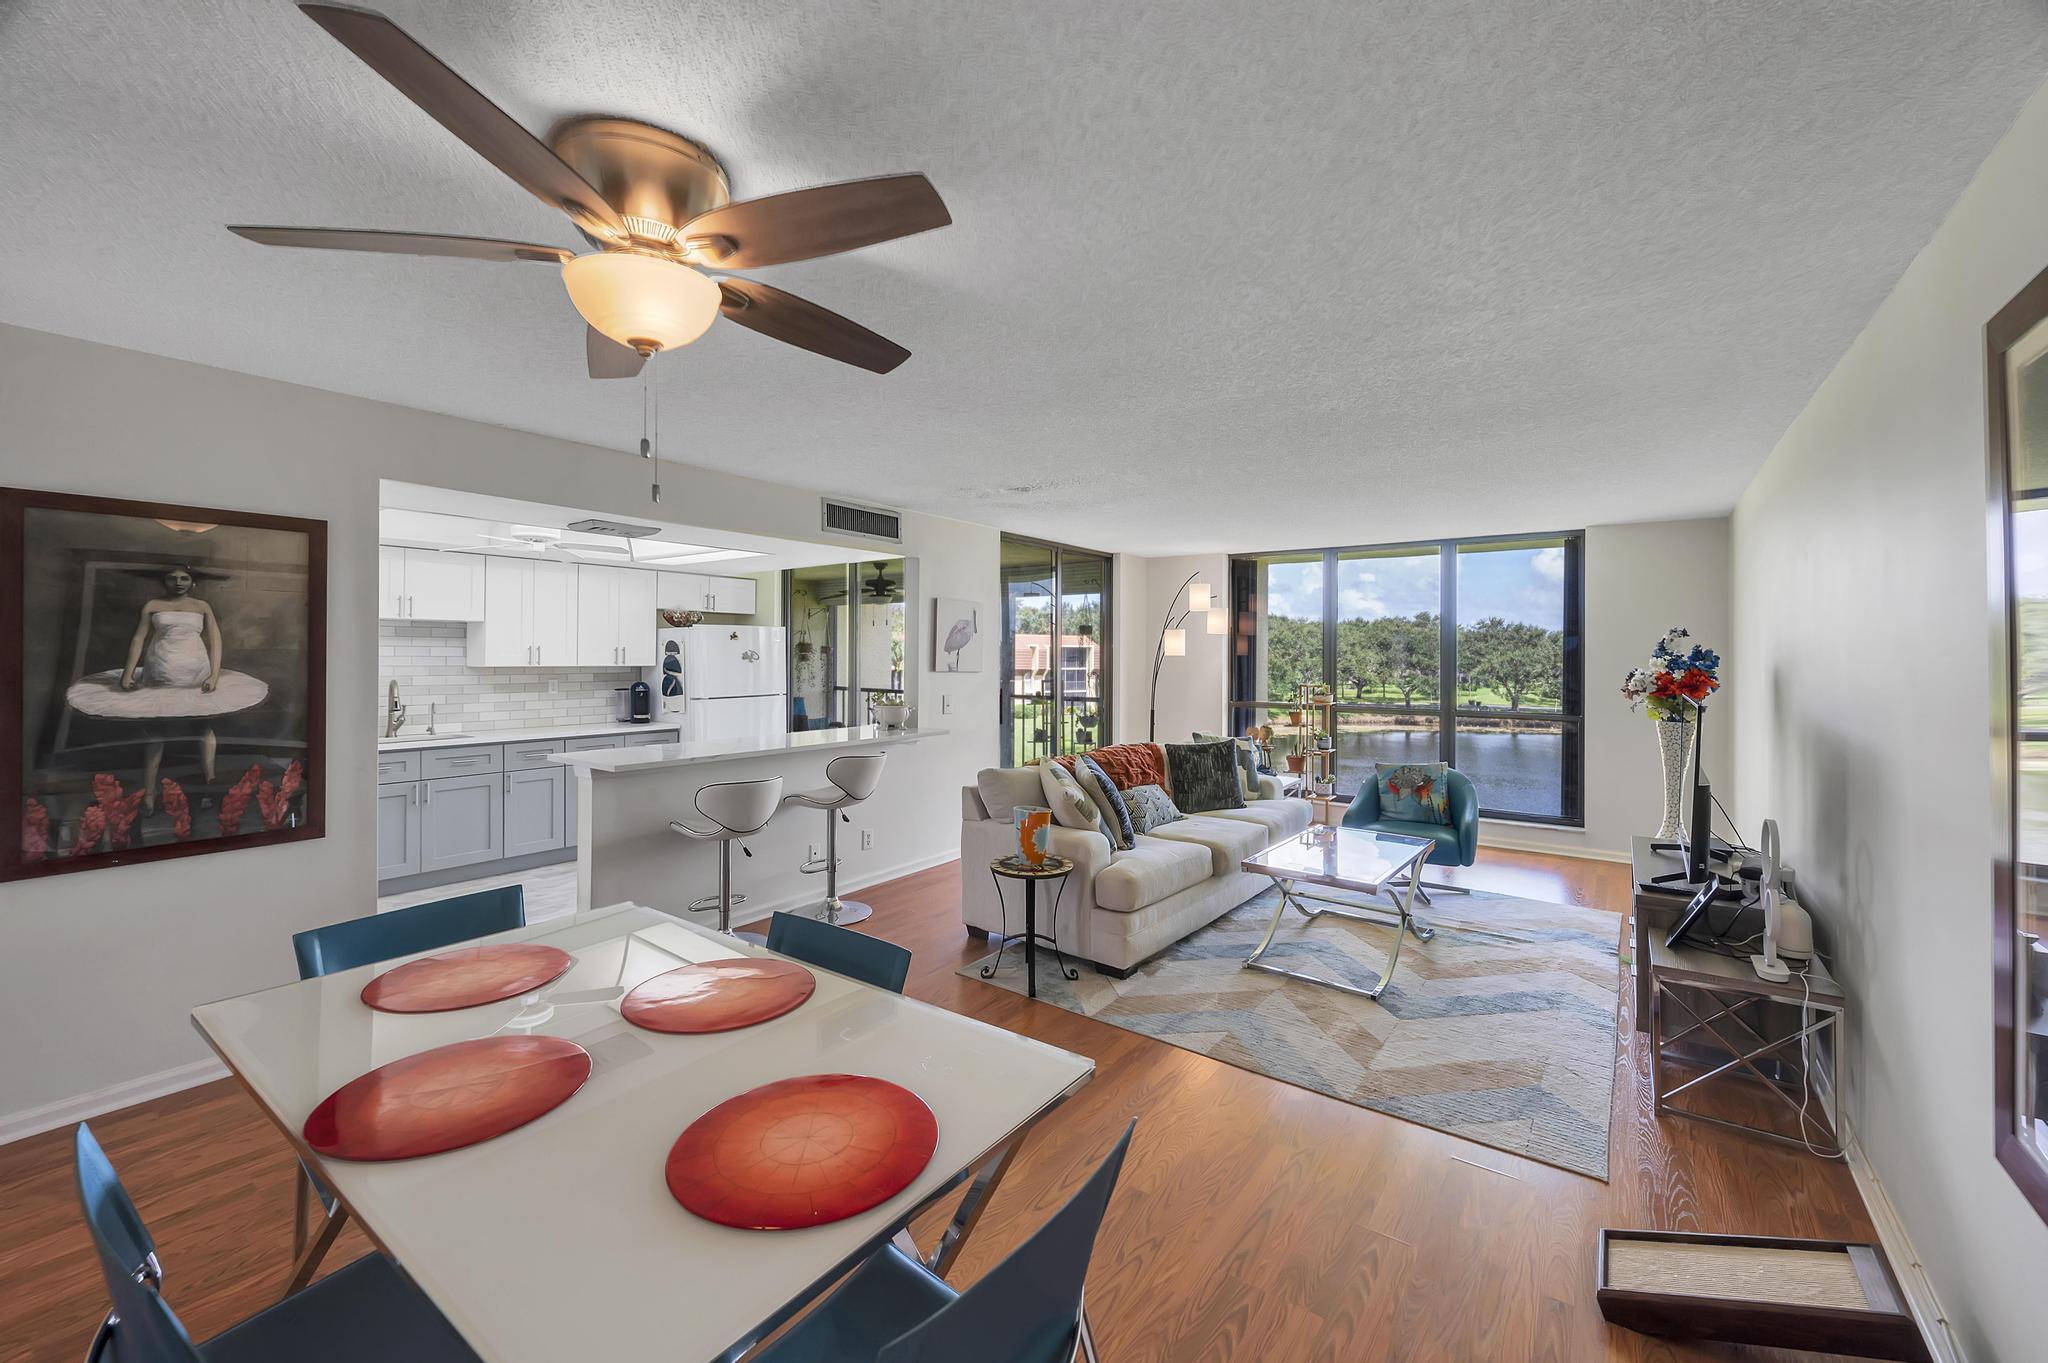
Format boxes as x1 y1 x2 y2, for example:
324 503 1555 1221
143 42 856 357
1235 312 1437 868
0 1056 228 1147
1839 1114 1965 1363
1477 829 1632 863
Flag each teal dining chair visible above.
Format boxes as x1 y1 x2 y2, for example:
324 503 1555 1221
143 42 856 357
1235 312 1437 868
285 884 527 1286
291 884 526 978
753 1121 1135 1363
766 911 911 994
1340 767 1480 902
75 1123 482 1363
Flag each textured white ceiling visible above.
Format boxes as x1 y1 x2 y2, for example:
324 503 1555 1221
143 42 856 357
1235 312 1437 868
2 1 2044 553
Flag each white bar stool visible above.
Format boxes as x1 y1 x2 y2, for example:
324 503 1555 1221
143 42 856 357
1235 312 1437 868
670 776 783 933
783 752 887 927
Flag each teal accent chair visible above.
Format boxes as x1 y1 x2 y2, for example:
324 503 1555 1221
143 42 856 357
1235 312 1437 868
1341 767 1479 900
767 911 912 994
74 1123 482 1363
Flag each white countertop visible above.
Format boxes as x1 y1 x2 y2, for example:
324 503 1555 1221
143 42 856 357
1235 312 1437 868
551 724 947 775
378 720 679 753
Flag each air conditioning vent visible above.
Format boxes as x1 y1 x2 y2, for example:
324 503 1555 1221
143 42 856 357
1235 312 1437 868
565 517 660 539
821 498 903 544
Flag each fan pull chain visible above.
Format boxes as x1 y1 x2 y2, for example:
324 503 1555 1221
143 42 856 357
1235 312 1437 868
640 371 662 504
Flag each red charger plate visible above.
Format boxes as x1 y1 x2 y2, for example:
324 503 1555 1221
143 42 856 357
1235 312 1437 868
304 1035 591 1161
622 958 816 1034
666 1074 938 1230
361 943 573 1013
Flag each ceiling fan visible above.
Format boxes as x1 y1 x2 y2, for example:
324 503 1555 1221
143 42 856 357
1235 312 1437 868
228 5 951 378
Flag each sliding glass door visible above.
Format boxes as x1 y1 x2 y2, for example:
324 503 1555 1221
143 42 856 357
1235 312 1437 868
1231 532 1582 824
1000 535 1111 766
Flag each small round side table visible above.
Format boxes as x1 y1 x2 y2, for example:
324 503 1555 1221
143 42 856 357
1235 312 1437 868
983 855 1077 999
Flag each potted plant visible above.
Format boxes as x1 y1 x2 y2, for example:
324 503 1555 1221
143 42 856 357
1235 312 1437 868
872 691 910 729
1285 751 1308 774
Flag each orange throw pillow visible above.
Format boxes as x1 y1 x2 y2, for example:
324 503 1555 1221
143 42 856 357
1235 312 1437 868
1056 742 1166 791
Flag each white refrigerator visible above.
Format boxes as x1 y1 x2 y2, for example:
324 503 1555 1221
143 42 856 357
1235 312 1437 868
652 625 788 743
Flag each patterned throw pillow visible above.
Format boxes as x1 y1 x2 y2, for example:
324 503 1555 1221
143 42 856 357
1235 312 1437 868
1122 784 1184 834
1377 762 1451 825
1193 731 1260 799
1164 740 1247 813
1075 754 1135 850
1037 759 1101 831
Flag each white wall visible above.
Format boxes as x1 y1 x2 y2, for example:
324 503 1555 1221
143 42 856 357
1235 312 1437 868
0 322 997 1132
1123 523 1730 858
1729 81 2048 1363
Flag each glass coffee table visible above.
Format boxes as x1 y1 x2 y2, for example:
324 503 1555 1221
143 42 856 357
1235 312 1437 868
1241 825 1438 1000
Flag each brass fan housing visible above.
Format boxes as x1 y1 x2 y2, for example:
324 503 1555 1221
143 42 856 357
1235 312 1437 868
548 117 732 255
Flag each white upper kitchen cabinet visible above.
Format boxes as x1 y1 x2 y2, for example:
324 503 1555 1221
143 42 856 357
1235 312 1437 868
576 564 657 666
656 570 757 616
380 546 486 622
468 556 574 667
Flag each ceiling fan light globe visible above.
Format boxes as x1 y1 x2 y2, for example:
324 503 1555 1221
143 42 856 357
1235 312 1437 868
562 252 720 355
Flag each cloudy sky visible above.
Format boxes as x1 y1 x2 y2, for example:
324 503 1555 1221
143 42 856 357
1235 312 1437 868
1266 545 1565 628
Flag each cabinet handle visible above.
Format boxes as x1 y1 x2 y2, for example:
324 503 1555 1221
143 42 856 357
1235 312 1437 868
423 782 432 808
408 595 415 617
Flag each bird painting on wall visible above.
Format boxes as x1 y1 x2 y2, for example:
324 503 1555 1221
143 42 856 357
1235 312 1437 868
936 599 981 672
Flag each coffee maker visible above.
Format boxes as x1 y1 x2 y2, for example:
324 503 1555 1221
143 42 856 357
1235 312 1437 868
615 681 652 724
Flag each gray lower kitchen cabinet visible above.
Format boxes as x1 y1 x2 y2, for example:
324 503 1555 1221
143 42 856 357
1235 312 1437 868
376 783 422 879
503 765 567 858
419 772 503 874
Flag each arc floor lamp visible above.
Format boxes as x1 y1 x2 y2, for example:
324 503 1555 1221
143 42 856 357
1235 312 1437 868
1149 571 1227 741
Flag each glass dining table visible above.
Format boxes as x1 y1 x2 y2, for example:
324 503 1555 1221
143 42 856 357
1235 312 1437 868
190 903 1094 1363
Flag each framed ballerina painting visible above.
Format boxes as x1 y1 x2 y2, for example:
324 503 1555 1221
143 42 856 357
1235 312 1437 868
1 488 326 881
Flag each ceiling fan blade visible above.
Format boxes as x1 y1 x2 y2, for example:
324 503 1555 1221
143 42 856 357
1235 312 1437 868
717 278 910 374
586 326 648 379
299 5 625 240
227 226 570 263
682 174 949 269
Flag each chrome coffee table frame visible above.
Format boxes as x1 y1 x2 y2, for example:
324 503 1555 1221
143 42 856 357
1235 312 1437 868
1242 828 1436 1001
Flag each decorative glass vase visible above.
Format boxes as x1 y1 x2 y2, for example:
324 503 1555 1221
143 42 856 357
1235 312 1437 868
1654 717 1695 840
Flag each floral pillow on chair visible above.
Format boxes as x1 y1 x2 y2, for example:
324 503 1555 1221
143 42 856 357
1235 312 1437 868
1377 763 1450 825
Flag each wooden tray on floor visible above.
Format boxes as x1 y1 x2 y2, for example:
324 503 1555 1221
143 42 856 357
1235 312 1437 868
1596 1229 1929 1362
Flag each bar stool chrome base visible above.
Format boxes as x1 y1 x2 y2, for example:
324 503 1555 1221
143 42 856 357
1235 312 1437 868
783 752 889 934
798 897 873 927
687 890 749 914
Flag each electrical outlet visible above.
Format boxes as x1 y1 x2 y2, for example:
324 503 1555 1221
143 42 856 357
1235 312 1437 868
808 843 822 863
547 680 560 694
860 828 874 850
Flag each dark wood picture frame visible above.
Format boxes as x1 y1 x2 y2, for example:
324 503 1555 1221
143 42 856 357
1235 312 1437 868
0 487 327 882
1986 263 2048 1224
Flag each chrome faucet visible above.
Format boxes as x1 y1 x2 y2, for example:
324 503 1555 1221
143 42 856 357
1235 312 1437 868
385 679 408 738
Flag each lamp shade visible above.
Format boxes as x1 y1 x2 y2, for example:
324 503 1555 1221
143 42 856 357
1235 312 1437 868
1162 628 1186 657
1206 607 1227 635
1188 583 1213 611
562 252 721 354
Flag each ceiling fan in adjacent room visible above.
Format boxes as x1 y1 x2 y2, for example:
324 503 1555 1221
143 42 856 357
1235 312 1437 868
228 5 951 377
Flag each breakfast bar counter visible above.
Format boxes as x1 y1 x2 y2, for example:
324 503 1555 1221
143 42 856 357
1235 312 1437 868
552 725 946 925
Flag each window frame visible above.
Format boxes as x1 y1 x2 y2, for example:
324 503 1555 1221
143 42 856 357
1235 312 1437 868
1986 260 2048 1226
1229 530 1585 826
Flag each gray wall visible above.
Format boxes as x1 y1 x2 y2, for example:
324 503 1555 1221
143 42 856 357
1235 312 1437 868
0 322 998 1130
1730 79 2048 1363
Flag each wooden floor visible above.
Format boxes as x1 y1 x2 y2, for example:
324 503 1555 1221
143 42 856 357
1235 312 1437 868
0 849 1879 1363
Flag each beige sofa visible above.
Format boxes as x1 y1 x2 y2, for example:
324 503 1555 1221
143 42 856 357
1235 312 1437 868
959 762 1313 975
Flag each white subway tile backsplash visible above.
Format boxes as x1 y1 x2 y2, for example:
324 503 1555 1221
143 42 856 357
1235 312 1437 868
378 621 638 733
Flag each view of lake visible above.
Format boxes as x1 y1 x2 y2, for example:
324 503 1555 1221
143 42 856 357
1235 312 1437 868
1323 727 1566 818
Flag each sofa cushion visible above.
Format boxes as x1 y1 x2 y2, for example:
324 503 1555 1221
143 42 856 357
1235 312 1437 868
1164 741 1247 813
1206 797 1312 845
1094 835 1212 912
1193 732 1260 798
1122 783 1184 835
1074 755 1135 849
1038 759 1103 831
976 767 1046 822
1058 742 1166 791
1148 814 1269 876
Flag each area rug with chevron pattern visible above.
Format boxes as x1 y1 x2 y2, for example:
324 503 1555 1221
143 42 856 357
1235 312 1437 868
960 885 1621 1179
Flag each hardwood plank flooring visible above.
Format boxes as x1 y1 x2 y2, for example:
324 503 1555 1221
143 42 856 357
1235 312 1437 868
0 848 1881 1362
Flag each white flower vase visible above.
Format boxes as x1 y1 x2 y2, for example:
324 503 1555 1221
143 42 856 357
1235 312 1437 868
1654 717 1695 840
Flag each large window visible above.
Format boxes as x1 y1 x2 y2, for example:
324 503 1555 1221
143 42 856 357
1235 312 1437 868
1231 533 1582 824
1000 536 1111 766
